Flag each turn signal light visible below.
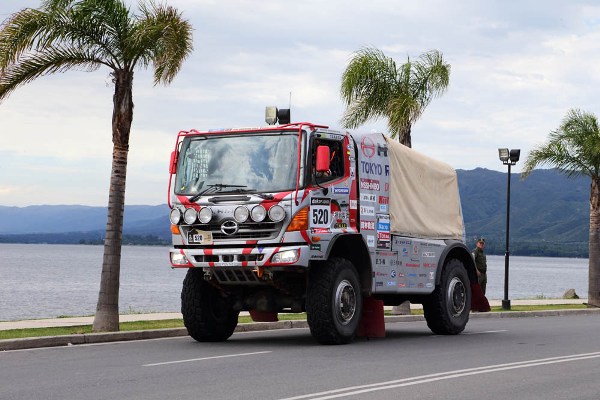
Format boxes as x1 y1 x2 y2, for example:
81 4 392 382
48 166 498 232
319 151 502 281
286 207 308 232
171 224 180 234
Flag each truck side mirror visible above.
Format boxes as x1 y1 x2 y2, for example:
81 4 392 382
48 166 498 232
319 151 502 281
316 145 330 174
169 150 178 174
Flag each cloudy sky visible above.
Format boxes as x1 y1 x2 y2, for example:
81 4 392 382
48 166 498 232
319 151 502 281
1 0 600 207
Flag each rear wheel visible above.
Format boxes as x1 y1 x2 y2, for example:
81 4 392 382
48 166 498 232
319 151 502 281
306 257 363 345
423 258 470 335
181 268 239 342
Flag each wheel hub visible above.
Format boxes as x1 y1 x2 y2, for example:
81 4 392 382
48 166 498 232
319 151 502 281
335 279 357 325
447 277 466 316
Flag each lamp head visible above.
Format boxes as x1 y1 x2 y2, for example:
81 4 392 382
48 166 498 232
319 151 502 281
509 149 521 163
498 148 509 162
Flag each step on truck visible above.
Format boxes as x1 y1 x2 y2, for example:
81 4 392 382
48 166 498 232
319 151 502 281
168 109 477 344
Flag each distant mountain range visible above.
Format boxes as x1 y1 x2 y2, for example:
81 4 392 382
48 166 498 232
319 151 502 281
0 168 590 257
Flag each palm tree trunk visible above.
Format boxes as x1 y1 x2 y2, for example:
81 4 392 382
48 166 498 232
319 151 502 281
588 177 600 307
401 125 412 148
93 69 134 332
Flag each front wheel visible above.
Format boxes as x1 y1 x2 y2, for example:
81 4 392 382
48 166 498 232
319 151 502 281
181 268 239 342
423 258 471 335
306 257 363 345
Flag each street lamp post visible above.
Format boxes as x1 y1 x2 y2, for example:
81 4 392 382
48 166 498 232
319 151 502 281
498 148 520 311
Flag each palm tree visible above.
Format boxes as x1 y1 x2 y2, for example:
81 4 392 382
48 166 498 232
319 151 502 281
0 0 193 331
340 47 450 148
522 108 600 307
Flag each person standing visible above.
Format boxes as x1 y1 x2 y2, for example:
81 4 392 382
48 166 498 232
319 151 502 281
472 238 488 294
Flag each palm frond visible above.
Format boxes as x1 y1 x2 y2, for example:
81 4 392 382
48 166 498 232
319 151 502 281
0 45 104 99
130 1 193 84
522 108 600 180
340 47 399 129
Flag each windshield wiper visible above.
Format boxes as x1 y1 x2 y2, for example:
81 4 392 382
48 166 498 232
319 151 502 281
188 184 247 202
225 188 274 200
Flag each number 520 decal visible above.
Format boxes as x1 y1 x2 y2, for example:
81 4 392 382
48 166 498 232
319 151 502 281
310 197 331 228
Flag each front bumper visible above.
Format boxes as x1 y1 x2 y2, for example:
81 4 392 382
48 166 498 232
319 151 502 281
169 244 311 269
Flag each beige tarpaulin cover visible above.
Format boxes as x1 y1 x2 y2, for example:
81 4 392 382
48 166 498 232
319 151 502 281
385 136 464 240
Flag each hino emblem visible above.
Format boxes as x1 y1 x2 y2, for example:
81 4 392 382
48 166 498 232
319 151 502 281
221 220 239 235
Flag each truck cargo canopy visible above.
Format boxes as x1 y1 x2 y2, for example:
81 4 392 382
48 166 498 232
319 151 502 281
385 136 464 240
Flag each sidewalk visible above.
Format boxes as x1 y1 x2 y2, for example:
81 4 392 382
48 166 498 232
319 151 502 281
0 299 588 331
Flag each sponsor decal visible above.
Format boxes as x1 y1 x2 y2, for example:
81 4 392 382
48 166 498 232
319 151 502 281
398 283 406 288
350 167 355 178
367 235 375 247
360 161 389 177
426 283 434 289
402 247 409 257
333 187 350 194
360 193 377 203
387 281 395 286
406 262 420 268
379 204 388 212
423 262 437 268
379 196 389 204
422 252 435 258
310 244 321 251
377 220 390 232
377 232 390 241
375 281 383 287
391 270 397 278
375 271 388 277
332 211 349 220
412 244 419 256
418 273 427 278
361 136 376 158
349 200 358 210
360 206 375 216
377 144 388 157
417 283 425 288
359 178 380 191
429 271 435 280
311 227 330 234
390 259 402 267
328 134 345 141
375 258 386 265
360 220 375 230
333 222 348 229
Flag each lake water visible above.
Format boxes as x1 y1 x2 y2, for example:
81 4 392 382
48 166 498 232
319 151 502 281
0 243 590 321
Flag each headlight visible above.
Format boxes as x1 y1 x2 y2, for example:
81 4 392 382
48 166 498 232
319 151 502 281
268 205 285 222
170 252 191 266
183 208 198 224
271 249 300 264
198 207 213 223
234 206 249 222
169 208 182 224
251 205 266 222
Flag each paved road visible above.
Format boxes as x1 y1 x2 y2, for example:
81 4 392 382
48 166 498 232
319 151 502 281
1 314 599 400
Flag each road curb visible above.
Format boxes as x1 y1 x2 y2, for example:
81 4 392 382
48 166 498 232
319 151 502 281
1 308 599 351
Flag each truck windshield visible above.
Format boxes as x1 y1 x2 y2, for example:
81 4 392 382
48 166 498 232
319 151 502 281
175 133 300 196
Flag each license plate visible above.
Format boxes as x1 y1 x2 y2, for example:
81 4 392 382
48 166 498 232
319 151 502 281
187 230 213 245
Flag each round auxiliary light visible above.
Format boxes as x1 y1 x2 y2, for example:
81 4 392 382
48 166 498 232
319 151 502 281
198 207 213 224
268 205 285 222
183 208 198 224
251 205 266 222
234 206 249 223
169 208 182 224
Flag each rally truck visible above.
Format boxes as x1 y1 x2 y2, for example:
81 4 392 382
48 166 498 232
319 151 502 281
167 111 477 344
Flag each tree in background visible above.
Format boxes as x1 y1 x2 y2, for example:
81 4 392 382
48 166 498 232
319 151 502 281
0 0 193 331
522 108 600 307
340 47 450 148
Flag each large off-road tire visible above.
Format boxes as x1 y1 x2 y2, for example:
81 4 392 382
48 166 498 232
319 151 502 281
423 258 471 335
306 257 363 345
181 268 239 342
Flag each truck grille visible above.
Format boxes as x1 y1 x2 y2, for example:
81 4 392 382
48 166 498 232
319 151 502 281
185 221 282 241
